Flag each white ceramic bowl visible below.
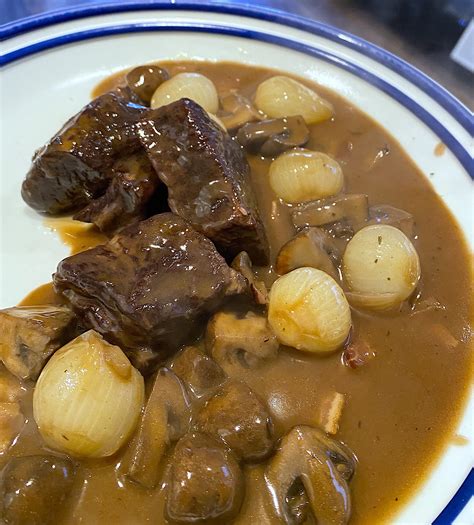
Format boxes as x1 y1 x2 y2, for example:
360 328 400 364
1 3 472 523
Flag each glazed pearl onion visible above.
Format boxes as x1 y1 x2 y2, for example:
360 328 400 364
254 76 334 125
150 72 219 113
269 149 344 204
342 224 421 310
33 330 144 458
268 267 351 354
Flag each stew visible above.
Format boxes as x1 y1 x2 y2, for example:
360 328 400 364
0 60 471 525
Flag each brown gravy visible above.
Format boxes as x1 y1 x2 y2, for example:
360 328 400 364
9 61 472 525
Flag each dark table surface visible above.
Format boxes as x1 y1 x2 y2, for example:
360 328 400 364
2 0 473 109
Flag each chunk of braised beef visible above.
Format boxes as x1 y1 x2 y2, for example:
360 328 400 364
73 152 160 234
137 98 269 264
53 213 248 371
166 432 244 523
21 92 147 214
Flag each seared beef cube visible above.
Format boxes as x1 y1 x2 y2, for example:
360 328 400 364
22 93 147 214
74 152 160 234
138 98 269 264
0 306 75 380
53 213 248 368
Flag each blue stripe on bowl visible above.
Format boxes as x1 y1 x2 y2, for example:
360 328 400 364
433 469 474 525
1 10 473 525
0 1 472 135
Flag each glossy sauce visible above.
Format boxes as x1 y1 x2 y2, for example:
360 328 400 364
9 61 472 525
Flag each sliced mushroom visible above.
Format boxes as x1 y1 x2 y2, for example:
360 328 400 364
125 368 191 489
166 432 244 523
0 401 25 454
275 227 340 280
292 194 369 231
219 90 263 130
237 116 309 157
169 345 226 399
206 311 278 375
196 380 274 462
1 455 76 525
363 204 415 238
265 426 356 525
126 65 170 105
0 305 75 380
231 251 268 305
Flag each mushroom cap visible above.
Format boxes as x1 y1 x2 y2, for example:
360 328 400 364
166 432 244 523
196 380 274 462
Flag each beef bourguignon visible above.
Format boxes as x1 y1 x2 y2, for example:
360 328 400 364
0 61 471 525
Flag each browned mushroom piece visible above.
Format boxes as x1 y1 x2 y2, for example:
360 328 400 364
0 306 75 380
363 204 415 238
206 311 278 375
126 65 170 105
275 227 341 280
195 380 274 462
265 426 356 525
231 251 269 305
219 90 263 130
292 194 369 231
237 116 310 157
125 368 191 489
169 345 226 399
166 432 244 523
1 455 76 525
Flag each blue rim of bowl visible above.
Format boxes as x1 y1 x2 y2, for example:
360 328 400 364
1 4 473 523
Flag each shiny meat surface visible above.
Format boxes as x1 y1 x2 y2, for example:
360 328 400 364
137 98 269 264
21 93 146 214
53 213 248 369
